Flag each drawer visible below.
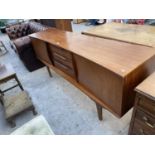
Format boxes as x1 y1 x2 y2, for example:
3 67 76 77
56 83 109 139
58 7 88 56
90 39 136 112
54 60 75 78
132 119 155 135
50 45 72 60
135 109 155 131
53 52 74 69
137 95 155 116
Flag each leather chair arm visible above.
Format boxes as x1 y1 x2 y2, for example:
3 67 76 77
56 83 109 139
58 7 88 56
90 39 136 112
13 36 31 53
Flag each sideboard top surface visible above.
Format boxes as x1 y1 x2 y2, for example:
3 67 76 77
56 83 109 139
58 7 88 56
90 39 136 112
30 28 155 77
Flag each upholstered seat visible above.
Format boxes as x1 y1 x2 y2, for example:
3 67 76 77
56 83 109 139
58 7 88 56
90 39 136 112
3 91 37 127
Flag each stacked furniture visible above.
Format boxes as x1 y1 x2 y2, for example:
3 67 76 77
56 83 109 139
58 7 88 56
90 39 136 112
6 21 49 71
30 28 155 120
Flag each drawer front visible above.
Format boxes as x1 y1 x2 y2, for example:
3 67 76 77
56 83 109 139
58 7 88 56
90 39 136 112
138 95 155 116
50 45 72 60
135 109 155 130
53 52 74 69
54 60 75 78
132 119 155 135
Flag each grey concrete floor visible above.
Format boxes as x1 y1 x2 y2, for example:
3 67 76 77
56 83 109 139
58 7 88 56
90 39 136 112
0 27 132 135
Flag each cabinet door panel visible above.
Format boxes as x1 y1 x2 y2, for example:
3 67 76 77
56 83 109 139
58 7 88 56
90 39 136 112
31 38 52 65
74 54 123 115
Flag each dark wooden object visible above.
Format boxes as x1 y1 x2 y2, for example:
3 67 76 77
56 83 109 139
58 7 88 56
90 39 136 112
40 19 72 32
129 72 155 135
55 19 72 32
96 103 103 120
30 28 155 119
46 66 52 77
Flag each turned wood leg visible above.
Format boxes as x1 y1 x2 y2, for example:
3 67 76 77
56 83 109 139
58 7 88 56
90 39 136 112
47 66 52 77
95 103 103 120
15 75 24 91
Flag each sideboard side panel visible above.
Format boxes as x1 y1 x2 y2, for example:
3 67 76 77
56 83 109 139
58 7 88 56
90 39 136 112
31 38 53 65
122 55 155 115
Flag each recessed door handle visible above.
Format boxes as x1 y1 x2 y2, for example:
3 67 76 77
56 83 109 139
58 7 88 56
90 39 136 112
54 53 67 60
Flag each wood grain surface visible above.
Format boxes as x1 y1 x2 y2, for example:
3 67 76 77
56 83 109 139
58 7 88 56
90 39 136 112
30 28 155 77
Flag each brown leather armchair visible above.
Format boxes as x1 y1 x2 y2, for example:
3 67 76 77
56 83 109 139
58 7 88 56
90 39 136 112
6 21 49 71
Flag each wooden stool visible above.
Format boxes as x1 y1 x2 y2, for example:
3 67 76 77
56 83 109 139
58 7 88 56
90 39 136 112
3 91 37 127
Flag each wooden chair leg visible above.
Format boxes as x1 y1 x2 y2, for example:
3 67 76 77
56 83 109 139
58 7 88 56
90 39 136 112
14 75 24 91
47 66 52 77
7 118 16 128
32 107 37 115
0 89 4 106
95 103 103 120
0 99 4 106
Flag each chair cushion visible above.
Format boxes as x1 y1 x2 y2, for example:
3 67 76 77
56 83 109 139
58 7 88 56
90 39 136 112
4 91 33 119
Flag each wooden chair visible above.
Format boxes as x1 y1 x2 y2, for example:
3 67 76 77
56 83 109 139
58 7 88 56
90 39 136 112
0 90 37 127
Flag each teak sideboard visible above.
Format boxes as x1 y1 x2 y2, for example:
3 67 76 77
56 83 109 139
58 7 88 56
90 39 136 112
30 28 155 120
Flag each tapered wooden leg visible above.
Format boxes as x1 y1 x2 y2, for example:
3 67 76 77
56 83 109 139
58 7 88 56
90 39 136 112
47 66 52 77
15 75 24 91
32 107 38 115
95 103 103 120
0 89 4 106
